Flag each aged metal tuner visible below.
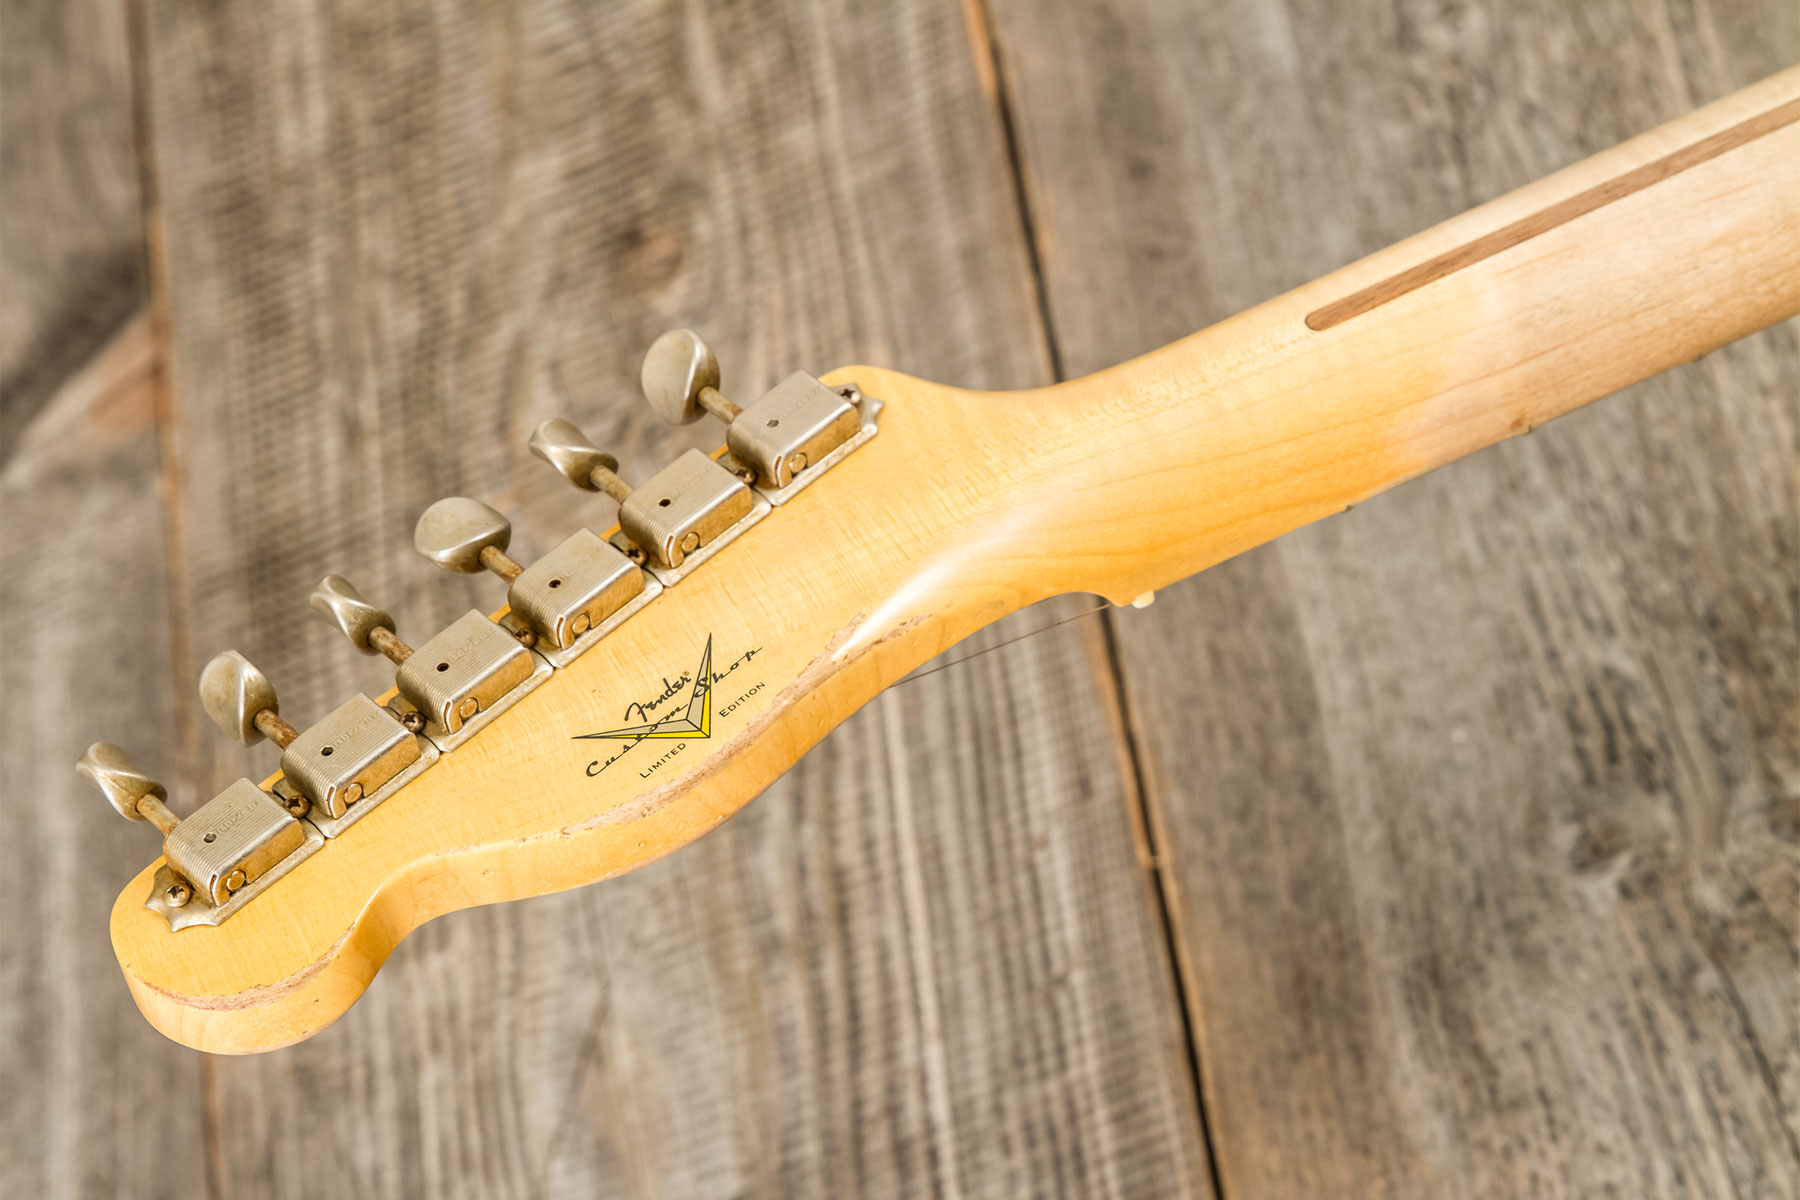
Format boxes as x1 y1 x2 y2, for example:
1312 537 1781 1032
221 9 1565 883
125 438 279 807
198 650 438 837
309 576 551 750
528 421 770 583
413 497 661 667
78 743 323 930
640 329 881 504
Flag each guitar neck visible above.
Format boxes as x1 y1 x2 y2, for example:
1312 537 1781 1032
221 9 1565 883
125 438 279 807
870 66 1799 610
100 66 1797 1056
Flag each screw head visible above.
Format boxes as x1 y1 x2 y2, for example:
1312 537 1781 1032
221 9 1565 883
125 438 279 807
164 881 192 908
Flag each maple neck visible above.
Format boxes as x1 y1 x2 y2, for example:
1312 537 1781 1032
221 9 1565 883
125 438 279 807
846 67 1799 612
106 69 1798 1057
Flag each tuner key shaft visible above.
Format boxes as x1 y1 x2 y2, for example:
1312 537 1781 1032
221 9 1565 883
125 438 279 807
480 546 524 581
200 650 301 748
368 627 412 663
78 742 180 834
529 420 633 503
642 329 742 425
310 576 414 663
414 497 526 582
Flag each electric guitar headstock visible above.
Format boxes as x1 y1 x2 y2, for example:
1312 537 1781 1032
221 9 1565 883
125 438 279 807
82 71 1800 1053
87 329 1119 1054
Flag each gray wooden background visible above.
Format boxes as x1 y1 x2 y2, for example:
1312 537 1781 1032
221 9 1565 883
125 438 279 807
3 1 1795 1196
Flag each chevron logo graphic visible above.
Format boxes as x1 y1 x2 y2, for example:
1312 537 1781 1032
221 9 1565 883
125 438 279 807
578 636 714 741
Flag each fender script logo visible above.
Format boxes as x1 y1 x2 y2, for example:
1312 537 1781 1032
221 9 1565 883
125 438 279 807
576 636 764 778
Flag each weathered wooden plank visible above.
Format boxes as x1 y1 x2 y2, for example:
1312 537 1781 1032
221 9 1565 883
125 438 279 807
987 0 1798 1194
138 0 1209 1195
0 318 210 1200
0 0 145 455
0 4 206 1194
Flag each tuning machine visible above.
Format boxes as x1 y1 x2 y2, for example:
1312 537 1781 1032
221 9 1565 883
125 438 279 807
640 329 881 503
528 419 769 584
413 497 660 667
198 650 438 837
309 576 550 750
78 742 322 930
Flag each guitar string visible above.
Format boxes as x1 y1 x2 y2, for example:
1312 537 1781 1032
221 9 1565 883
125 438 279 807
893 599 1115 686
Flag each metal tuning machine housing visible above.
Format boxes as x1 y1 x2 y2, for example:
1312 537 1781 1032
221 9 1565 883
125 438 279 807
199 650 438 839
81 331 880 930
277 694 437 837
309 576 552 751
528 423 771 584
640 329 882 505
412 497 661 667
618 448 769 581
78 743 323 931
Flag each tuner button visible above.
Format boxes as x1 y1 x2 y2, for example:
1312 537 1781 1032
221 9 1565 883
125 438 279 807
414 497 522 580
77 742 179 834
309 576 412 663
199 650 300 747
529 420 632 503
641 329 738 425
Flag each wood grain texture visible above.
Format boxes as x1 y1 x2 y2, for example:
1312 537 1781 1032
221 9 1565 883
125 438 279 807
0 318 209 1199
0 4 196 1195
135 0 1206 1194
106 67 1800 1052
13 0 1795 1194
1304 95 1800 330
986 0 1800 1194
0 0 145 456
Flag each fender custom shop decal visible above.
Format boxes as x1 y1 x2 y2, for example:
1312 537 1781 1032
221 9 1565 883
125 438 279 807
577 635 765 778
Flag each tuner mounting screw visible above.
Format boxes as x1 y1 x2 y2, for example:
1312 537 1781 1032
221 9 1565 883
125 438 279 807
641 329 741 426
164 882 192 908
199 650 301 748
